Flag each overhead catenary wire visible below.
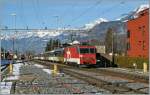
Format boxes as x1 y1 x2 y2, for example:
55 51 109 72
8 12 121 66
11 0 43 53
18 0 28 29
60 1 79 27
31 0 43 28
69 0 103 25
35 0 46 29
70 0 125 26
95 1 125 19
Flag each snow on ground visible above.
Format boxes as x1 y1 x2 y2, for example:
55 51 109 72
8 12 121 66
0 82 12 94
4 63 23 81
5 76 19 80
42 69 52 74
34 64 44 68
12 63 22 75
16 60 23 63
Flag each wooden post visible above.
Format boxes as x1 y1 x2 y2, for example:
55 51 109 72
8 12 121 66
52 64 58 76
143 62 147 73
133 63 137 70
54 64 57 72
9 63 13 74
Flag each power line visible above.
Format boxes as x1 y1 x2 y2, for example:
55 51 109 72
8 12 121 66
95 1 125 19
69 0 103 25
60 1 79 26
70 0 125 26
35 0 46 28
31 0 42 28
18 0 28 28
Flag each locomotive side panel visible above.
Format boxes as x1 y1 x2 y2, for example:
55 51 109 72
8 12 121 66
64 46 80 64
79 46 96 65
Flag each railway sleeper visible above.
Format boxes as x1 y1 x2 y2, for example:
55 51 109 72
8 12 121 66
62 68 147 94
32 60 148 94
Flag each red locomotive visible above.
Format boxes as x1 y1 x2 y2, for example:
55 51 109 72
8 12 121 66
64 45 97 66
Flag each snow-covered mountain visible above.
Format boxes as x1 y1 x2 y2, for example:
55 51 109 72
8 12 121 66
1 30 63 40
1 29 86 53
133 4 149 18
83 18 108 29
117 4 149 21
135 4 149 14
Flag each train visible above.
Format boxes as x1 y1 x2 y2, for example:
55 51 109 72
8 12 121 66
34 45 97 67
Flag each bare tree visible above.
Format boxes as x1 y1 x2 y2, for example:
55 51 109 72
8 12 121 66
105 28 113 54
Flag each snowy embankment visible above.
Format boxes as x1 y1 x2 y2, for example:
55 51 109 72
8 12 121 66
34 64 45 68
5 63 23 80
42 69 52 74
1 63 23 94
34 63 52 75
0 82 13 94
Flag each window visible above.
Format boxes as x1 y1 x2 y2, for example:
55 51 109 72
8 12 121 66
139 27 141 29
140 13 144 16
142 26 145 36
127 42 130 50
142 41 145 50
90 48 96 53
142 31 145 36
127 30 130 38
80 48 89 54
79 48 96 54
142 26 145 28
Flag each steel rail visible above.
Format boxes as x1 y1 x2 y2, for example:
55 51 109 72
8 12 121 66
32 60 148 94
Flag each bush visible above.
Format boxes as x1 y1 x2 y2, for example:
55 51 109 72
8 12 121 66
115 56 149 70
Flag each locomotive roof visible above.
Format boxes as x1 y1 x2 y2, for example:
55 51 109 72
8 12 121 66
66 45 96 48
54 48 64 51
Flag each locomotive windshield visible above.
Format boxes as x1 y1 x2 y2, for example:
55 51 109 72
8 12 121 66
79 48 96 54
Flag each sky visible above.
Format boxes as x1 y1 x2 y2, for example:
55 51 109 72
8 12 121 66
0 0 149 29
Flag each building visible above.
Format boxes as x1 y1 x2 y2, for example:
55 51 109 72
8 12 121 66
127 8 149 58
95 45 105 54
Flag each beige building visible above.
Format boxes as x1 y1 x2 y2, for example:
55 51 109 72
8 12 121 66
95 45 105 54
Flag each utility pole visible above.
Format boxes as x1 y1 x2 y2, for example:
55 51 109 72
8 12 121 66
11 13 16 63
112 27 115 66
88 30 91 45
54 16 59 48
4 27 8 59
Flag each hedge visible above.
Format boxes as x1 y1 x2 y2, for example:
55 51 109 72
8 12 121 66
114 56 149 70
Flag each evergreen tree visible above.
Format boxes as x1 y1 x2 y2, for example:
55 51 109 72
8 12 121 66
1 47 4 52
45 39 61 52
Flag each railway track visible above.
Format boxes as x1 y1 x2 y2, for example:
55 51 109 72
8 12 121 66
87 68 148 83
33 60 148 83
62 68 147 94
32 60 149 94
